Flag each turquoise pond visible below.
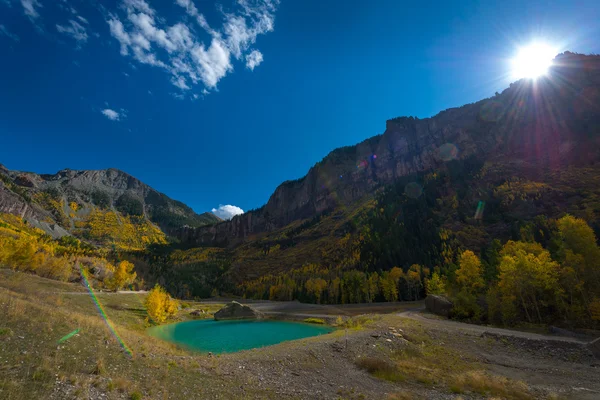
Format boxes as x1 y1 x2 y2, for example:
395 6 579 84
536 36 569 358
147 319 335 353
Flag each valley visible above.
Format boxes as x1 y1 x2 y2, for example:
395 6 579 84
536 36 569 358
2 270 599 400
1 51 600 399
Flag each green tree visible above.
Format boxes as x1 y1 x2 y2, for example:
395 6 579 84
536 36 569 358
497 241 561 324
425 272 446 295
379 271 398 302
556 215 600 321
366 273 379 302
453 251 484 320
305 278 327 304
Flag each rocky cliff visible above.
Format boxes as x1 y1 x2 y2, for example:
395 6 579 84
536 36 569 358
0 165 220 238
177 52 600 246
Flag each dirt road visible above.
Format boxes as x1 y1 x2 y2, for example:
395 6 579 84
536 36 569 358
399 307 591 344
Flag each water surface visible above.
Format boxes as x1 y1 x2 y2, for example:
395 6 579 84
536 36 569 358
148 319 334 353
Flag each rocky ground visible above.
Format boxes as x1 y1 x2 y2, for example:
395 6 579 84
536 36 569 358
215 313 599 400
2 270 599 400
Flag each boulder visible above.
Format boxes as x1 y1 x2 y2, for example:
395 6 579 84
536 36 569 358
425 295 453 318
214 301 262 321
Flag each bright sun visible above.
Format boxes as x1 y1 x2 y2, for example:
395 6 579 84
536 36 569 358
511 42 557 80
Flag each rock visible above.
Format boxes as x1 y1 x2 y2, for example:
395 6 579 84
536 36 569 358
14 175 36 188
214 301 262 321
425 295 453 317
190 309 206 317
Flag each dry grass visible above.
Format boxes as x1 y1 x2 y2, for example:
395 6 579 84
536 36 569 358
0 269 262 400
356 319 533 399
449 370 530 399
355 357 405 383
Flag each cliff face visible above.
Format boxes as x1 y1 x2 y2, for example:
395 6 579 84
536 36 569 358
0 165 220 237
178 52 600 246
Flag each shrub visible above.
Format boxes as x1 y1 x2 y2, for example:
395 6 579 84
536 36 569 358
355 357 404 382
303 318 326 324
130 391 143 400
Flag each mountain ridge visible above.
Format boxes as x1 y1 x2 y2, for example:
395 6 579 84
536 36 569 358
176 51 600 247
0 164 221 240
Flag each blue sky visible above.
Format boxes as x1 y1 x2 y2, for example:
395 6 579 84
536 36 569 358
1 0 599 219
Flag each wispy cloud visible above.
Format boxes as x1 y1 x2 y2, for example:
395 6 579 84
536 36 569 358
101 108 122 121
56 20 88 45
212 204 244 220
0 24 19 42
107 0 279 94
246 49 263 70
20 0 41 19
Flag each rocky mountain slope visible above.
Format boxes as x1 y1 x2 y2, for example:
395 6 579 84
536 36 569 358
0 165 220 240
177 52 600 247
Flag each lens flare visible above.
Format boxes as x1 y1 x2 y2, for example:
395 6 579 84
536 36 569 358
79 264 133 356
404 182 423 199
511 42 557 79
58 328 80 344
438 143 459 162
474 201 485 220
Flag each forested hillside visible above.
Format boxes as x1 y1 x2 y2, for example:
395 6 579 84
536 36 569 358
1 52 600 330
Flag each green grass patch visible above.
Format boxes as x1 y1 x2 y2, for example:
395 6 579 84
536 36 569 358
0 327 13 337
303 317 326 324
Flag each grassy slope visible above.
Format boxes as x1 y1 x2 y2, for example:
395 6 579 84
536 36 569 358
2 269 590 400
228 197 374 282
0 270 262 400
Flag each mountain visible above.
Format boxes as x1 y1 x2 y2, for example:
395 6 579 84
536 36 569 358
0 165 220 244
176 52 600 247
2 52 599 301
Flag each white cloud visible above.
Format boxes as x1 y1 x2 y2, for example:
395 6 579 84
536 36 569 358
101 109 121 121
0 24 19 42
20 0 41 19
107 0 279 94
246 49 263 70
56 20 88 45
191 38 232 88
171 76 190 90
175 0 218 36
212 204 244 220
77 15 88 25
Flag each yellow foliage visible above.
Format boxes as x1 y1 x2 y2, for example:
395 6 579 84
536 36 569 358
456 250 484 292
104 260 136 291
79 209 166 250
494 178 548 206
425 272 446 295
305 278 327 303
145 284 178 323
